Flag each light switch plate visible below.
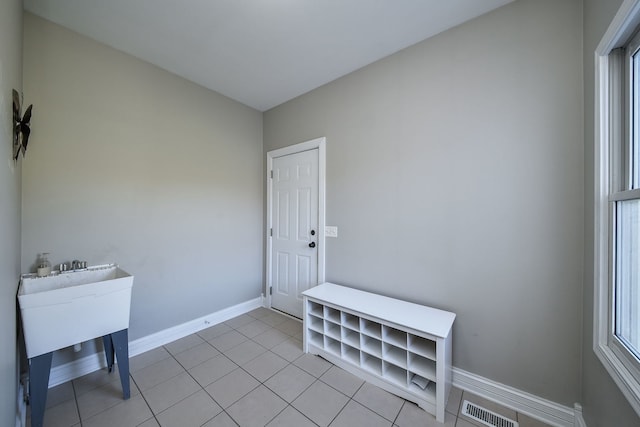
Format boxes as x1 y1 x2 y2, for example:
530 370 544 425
325 226 338 238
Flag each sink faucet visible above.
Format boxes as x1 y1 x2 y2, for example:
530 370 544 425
59 260 87 272
68 260 88 270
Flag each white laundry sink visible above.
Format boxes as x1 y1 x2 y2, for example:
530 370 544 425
18 264 133 358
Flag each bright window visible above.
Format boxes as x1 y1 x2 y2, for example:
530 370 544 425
595 0 640 416
610 30 640 380
614 198 640 361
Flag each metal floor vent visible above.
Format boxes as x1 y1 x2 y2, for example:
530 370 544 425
461 400 519 427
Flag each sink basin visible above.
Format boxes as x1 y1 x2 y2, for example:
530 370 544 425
18 264 133 358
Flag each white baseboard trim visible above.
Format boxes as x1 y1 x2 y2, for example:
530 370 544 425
574 403 587 427
48 297 262 388
44 300 587 427
128 297 262 357
452 367 583 427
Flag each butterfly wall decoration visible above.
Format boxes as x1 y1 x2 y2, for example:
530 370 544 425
12 89 33 161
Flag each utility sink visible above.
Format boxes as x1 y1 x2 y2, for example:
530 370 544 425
18 264 133 358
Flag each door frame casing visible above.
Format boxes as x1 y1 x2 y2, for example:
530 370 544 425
266 137 326 311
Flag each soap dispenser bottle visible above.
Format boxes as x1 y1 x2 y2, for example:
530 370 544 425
37 252 52 277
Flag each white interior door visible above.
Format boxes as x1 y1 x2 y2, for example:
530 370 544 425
270 148 319 318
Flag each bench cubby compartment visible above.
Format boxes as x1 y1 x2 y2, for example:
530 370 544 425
302 283 455 423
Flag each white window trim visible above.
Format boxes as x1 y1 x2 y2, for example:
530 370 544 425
594 0 640 416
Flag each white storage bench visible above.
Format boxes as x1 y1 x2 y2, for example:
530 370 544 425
302 282 456 423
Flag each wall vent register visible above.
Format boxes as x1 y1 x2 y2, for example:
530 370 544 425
461 400 519 427
302 282 455 422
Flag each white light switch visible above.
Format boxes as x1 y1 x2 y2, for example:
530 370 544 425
325 226 338 238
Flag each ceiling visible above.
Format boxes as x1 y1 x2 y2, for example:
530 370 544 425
24 0 513 111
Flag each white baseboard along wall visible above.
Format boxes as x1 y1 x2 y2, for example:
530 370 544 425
22 297 585 427
47 297 263 387
452 367 585 427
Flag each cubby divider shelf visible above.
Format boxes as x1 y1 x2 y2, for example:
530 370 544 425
308 314 324 333
361 336 382 357
383 342 408 368
308 329 324 348
325 321 341 340
361 318 382 339
325 336 341 356
324 306 341 324
308 301 324 318
383 325 408 348
409 335 436 360
342 328 360 349
362 354 383 376
408 352 436 381
342 312 360 331
384 362 408 387
303 282 455 423
343 343 360 365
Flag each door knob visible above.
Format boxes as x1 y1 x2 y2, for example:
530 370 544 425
310 230 316 236
308 242 316 248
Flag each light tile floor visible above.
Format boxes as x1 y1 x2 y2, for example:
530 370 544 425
29 308 553 427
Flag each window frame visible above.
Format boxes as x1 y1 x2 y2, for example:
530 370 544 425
594 0 640 416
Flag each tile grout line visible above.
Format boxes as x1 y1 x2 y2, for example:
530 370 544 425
393 400 406 426
169 314 295 426
70 378 82 427
218 314 322 426
262 403 294 427
128 368 159 427
325 393 351 427
131 341 217 426
64 309 480 427
324 378 368 426
163 342 239 423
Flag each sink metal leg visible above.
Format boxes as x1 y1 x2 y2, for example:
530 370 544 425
29 352 53 427
102 334 115 373
108 329 130 399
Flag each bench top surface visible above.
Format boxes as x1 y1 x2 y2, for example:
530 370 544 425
303 282 455 338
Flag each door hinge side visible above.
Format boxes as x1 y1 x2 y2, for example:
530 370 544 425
269 287 272 295
270 228 273 237
270 170 273 179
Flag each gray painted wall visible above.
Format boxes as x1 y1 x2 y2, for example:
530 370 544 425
264 0 583 406
582 0 640 425
22 14 264 366
13 1 640 424
0 0 22 425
